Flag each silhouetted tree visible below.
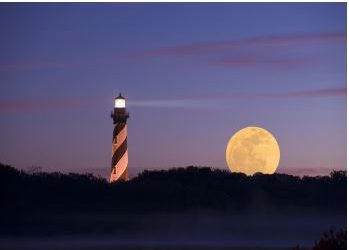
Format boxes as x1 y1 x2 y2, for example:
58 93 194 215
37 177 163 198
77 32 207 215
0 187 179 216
313 230 346 250
330 170 347 182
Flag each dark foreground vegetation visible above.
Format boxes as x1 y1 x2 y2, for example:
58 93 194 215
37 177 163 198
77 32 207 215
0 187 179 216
0 162 346 243
0 163 346 213
294 229 346 250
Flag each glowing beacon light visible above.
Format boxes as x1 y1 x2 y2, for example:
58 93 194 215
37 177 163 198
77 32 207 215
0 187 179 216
110 93 129 182
114 93 126 108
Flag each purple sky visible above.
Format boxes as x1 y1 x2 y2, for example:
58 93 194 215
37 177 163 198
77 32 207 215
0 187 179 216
0 3 346 177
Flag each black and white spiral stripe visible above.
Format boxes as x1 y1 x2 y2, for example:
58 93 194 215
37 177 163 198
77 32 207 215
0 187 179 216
110 123 128 182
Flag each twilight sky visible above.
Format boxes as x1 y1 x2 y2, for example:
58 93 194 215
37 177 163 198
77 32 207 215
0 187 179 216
0 3 346 177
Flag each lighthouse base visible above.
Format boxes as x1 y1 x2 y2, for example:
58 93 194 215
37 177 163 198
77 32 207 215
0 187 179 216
110 168 128 182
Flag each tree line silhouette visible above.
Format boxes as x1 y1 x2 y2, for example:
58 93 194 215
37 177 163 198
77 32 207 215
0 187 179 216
0 163 346 213
0 162 346 236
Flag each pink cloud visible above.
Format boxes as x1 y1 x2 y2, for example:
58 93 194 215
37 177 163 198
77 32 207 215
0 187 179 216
184 87 347 100
208 55 317 69
224 87 347 99
280 87 347 98
128 33 346 58
1 33 344 73
0 97 101 113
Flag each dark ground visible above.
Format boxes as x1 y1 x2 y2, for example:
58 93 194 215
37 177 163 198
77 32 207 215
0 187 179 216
0 163 346 250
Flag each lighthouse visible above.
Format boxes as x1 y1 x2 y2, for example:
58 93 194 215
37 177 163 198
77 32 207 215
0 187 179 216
110 93 129 182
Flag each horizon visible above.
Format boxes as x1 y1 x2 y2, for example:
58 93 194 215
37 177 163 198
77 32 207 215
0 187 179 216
9 163 345 179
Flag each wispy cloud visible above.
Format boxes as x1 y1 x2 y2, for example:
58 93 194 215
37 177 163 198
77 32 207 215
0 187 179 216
120 32 345 70
207 55 316 69
0 97 101 113
216 87 347 99
276 87 347 98
127 33 346 58
1 33 344 73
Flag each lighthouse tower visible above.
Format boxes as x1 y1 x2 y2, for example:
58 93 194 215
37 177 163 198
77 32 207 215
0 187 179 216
110 93 129 182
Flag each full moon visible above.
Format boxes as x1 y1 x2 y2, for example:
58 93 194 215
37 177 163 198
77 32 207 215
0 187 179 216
226 126 280 175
